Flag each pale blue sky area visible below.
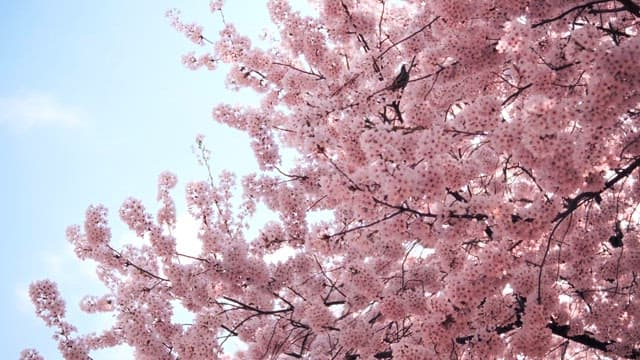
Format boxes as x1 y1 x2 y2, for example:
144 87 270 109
0 1 274 358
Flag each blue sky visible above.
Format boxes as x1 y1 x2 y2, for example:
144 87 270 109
0 1 274 358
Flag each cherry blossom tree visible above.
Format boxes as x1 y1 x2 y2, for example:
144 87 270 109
23 0 640 358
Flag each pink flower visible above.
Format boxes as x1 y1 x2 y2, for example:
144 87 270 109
209 0 224 12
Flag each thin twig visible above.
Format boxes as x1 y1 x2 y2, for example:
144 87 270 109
272 62 325 79
377 17 440 59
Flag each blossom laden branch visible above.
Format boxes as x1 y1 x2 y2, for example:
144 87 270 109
272 62 325 80
553 156 640 223
532 0 611 28
377 17 440 60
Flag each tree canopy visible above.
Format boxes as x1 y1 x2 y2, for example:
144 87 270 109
23 0 640 359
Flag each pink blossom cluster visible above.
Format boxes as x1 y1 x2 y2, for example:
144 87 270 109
119 197 152 237
185 181 213 221
27 280 90 359
181 51 217 71
166 9 204 45
156 171 177 227
19 349 44 360
209 0 223 12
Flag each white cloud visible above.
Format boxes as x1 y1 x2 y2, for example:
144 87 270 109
0 92 84 131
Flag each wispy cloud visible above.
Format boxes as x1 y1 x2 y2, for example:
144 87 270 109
0 92 84 131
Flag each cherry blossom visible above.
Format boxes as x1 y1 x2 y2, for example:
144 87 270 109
24 1 640 359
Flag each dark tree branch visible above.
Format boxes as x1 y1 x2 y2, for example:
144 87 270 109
273 62 325 79
552 156 640 223
533 0 640 28
532 0 611 28
502 83 532 106
377 17 440 59
455 295 640 358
